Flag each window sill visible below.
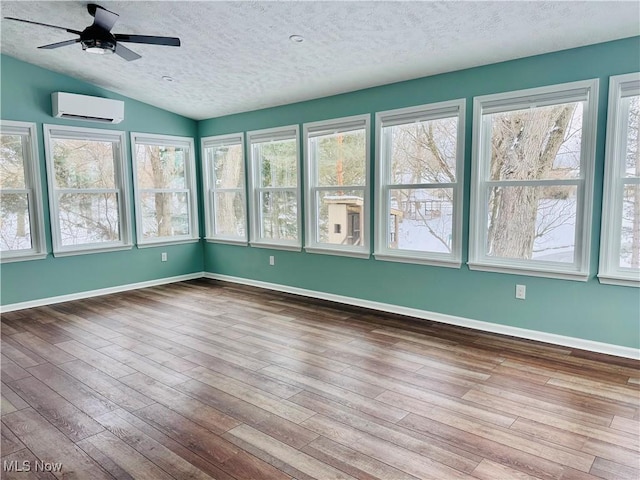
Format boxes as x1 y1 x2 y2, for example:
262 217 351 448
597 273 640 288
205 238 248 246
1 252 48 263
250 242 302 252
137 238 200 248
374 252 461 268
467 261 589 282
305 246 370 259
53 244 133 257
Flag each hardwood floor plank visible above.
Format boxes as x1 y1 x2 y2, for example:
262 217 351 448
56 359 155 412
185 366 316 424
80 430 177 480
2 408 112 479
1 420 26 455
94 410 219 480
589 456 640 480
119 372 241 434
175 379 320 449
472 458 543 479
1 280 637 480
9 333 76 365
8 377 105 442
226 423 357 480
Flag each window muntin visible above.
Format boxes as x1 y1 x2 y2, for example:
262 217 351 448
131 134 198 245
599 73 640 286
0 121 46 262
470 80 598 280
247 126 300 249
375 100 465 265
202 133 247 243
45 125 131 255
304 115 370 256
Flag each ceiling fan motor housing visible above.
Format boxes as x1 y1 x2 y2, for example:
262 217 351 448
80 25 116 54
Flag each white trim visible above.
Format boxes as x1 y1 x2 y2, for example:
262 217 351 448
469 79 599 280
204 272 639 360
0 120 47 262
598 72 640 284
374 99 465 266
1 272 204 313
131 132 199 245
135 238 200 248
247 125 301 248
205 238 248 246
303 114 371 256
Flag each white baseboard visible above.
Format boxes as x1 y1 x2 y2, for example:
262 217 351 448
1 272 205 313
204 272 640 360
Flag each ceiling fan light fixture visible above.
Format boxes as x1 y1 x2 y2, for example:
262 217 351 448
81 38 116 54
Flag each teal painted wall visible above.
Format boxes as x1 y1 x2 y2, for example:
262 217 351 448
1 55 203 304
200 37 640 349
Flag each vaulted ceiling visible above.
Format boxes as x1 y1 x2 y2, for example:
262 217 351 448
1 1 639 120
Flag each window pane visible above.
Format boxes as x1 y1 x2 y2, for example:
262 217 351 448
385 117 457 184
139 192 189 239
214 191 246 237
58 193 120 246
135 144 187 189
255 139 297 188
312 130 366 187
388 188 453 253
0 193 31 251
260 190 297 241
317 189 364 245
53 138 116 189
620 184 640 269
487 185 577 263
0 134 26 189
489 102 583 181
210 144 244 188
625 95 639 178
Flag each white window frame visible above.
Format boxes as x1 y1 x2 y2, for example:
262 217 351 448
202 132 247 245
247 125 301 251
599 72 640 287
304 114 371 258
131 132 199 247
0 120 46 262
469 79 599 281
374 100 466 267
44 124 132 256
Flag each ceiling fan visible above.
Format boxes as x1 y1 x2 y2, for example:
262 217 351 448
4 3 180 61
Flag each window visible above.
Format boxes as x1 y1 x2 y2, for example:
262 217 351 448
0 120 46 262
304 115 370 257
131 133 198 246
247 126 300 249
469 80 598 280
375 100 465 266
44 125 132 256
202 133 247 244
599 73 640 287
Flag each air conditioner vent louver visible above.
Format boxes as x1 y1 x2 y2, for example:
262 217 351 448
52 92 125 124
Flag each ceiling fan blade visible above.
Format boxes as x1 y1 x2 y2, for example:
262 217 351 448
38 38 81 50
4 17 82 35
115 43 141 61
90 4 119 32
114 34 180 47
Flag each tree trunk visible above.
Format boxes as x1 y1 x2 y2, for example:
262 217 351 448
488 105 576 258
149 146 173 237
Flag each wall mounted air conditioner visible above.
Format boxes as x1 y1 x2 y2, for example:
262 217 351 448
52 92 125 124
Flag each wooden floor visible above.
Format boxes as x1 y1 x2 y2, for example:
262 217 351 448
1 279 639 480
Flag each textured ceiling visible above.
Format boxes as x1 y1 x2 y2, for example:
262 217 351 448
1 1 639 120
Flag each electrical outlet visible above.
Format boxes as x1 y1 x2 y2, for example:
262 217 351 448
269 255 275 266
161 252 167 262
515 284 526 300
